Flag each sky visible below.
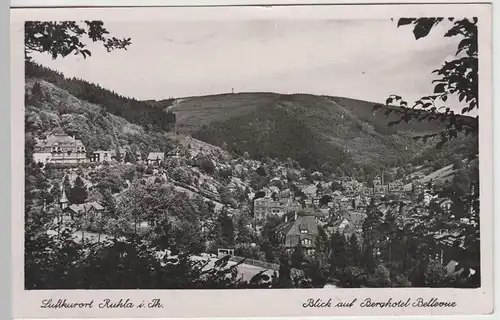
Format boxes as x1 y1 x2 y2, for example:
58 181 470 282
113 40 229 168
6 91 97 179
31 19 462 107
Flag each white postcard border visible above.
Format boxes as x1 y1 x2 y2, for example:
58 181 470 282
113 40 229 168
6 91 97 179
11 4 494 318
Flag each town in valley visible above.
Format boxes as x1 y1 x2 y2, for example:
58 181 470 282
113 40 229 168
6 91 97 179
24 18 480 290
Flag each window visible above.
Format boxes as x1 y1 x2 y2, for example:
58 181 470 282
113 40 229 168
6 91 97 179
300 229 308 234
302 238 311 245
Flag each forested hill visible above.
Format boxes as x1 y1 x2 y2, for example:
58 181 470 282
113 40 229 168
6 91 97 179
24 78 178 157
158 93 478 175
25 61 177 132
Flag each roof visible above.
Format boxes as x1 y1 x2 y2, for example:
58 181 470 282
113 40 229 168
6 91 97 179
59 188 68 203
147 152 165 160
35 134 84 148
66 202 104 213
279 215 320 248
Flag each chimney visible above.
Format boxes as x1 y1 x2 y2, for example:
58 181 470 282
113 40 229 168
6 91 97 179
294 212 298 220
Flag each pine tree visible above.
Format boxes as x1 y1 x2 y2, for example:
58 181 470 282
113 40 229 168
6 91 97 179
48 182 61 204
235 213 252 244
330 231 348 269
115 146 123 162
70 176 88 204
217 210 235 248
349 233 362 267
124 150 136 164
291 243 305 268
277 253 293 288
101 189 117 218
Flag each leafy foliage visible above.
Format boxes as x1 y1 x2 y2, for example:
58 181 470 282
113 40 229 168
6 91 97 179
25 21 131 60
374 18 478 147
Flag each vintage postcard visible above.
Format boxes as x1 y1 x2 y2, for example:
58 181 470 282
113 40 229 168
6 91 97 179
10 3 493 318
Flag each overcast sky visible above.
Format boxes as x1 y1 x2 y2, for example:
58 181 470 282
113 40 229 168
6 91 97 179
31 19 461 106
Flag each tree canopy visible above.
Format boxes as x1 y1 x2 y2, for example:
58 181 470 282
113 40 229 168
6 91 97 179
374 18 479 148
25 21 131 60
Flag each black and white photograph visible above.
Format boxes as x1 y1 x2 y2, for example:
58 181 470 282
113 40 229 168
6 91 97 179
11 3 494 318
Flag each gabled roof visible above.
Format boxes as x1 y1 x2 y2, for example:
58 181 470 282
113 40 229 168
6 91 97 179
35 134 85 150
285 215 319 237
147 152 165 160
66 201 104 213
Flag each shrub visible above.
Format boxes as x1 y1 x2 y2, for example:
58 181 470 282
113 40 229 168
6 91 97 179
200 158 215 175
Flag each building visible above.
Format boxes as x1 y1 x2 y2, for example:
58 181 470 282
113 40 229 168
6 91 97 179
253 197 302 221
412 181 425 195
147 152 165 165
312 197 321 206
254 197 284 220
363 187 375 196
33 134 88 164
90 150 113 163
63 201 104 221
373 175 384 186
388 180 405 194
374 184 389 195
276 214 320 254
59 187 68 210
339 197 351 210
90 148 142 163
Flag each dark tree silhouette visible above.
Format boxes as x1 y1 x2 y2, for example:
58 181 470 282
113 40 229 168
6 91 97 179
374 17 478 147
25 21 131 60
70 176 88 204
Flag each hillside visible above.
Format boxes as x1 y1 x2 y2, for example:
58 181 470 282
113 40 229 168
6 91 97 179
25 61 177 132
161 93 477 174
25 78 177 157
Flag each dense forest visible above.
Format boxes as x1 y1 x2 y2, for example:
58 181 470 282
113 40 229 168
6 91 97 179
25 61 177 132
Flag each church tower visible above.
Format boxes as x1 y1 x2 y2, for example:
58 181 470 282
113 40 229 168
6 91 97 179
59 187 68 210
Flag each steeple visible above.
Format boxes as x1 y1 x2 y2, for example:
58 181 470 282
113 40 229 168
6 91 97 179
59 186 68 210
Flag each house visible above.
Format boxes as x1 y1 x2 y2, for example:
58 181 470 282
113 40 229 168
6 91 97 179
332 217 351 233
374 184 389 195
331 212 365 236
373 175 384 186
388 180 405 194
63 201 104 221
315 208 331 222
147 152 165 165
363 187 375 196
253 197 302 220
90 150 113 163
339 197 351 211
432 231 468 266
312 197 321 206
254 197 285 220
276 214 320 254
412 181 425 195
33 134 88 164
